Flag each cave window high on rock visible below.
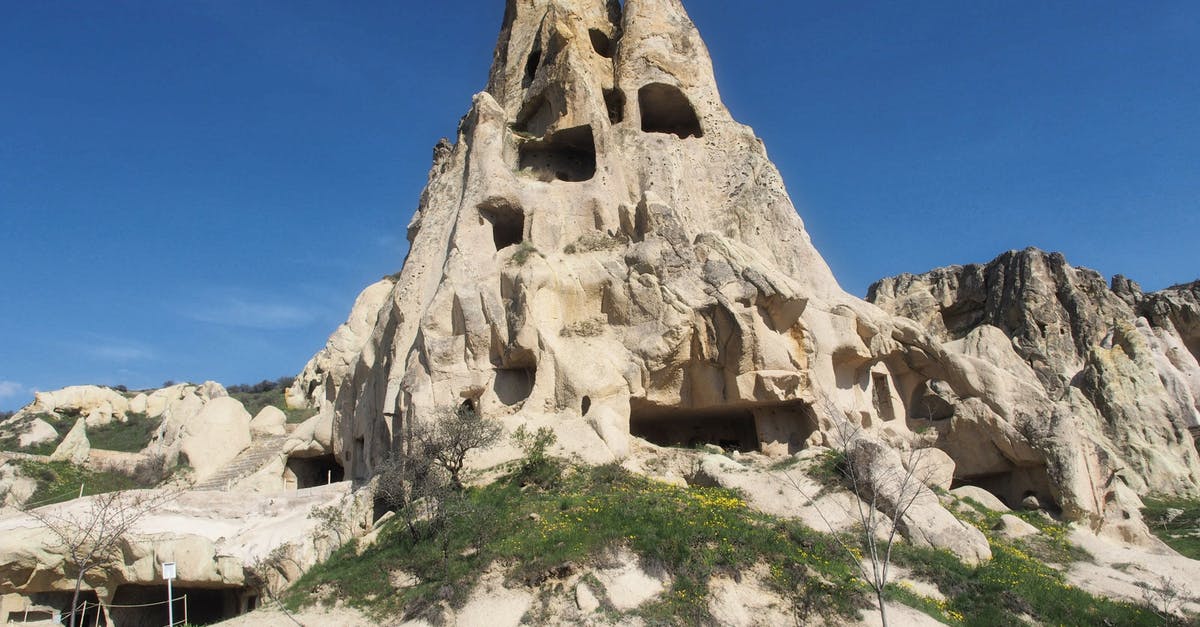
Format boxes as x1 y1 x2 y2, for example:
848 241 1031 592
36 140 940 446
638 83 703 139
517 125 596 182
494 367 535 406
604 88 625 124
523 47 541 88
479 200 525 250
589 29 614 58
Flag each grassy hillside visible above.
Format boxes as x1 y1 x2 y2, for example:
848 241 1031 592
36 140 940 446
286 461 1166 626
227 378 315 424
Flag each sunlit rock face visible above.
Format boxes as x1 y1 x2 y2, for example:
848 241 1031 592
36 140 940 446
291 0 1200 546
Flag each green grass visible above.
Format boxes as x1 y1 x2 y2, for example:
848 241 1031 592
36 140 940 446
1142 496 1200 560
17 460 149 507
0 412 73 456
227 387 315 424
285 463 865 624
509 241 539 266
87 412 158 452
883 497 1158 626
284 460 1170 625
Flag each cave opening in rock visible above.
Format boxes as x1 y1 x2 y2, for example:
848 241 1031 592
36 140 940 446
523 47 541 88
589 29 613 58
517 125 596 182
871 373 897 422
28 590 103 625
638 83 703 139
630 403 759 452
581 395 592 416
604 88 625 124
494 367 535 406
951 465 1059 513
479 200 525 250
107 585 255 627
284 453 344 490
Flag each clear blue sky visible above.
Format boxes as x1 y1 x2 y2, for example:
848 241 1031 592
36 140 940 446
2 1 1197 410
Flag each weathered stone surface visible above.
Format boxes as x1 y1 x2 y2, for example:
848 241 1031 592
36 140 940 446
23 386 130 426
250 406 288 436
50 418 89 464
994 514 1040 539
277 0 1196 550
951 485 1010 512
870 248 1200 538
0 483 368 608
16 419 57 449
178 397 252 481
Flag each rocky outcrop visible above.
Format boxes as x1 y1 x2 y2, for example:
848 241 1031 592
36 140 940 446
869 248 1200 536
285 0 1190 547
0 484 370 618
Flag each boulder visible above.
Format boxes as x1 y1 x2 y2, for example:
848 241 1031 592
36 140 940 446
250 406 288 436
49 418 89 464
17 419 57 448
951 485 1010 512
179 397 251 481
904 447 956 491
994 514 1040 539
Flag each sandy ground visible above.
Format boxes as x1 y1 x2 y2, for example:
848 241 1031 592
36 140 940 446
214 604 378 627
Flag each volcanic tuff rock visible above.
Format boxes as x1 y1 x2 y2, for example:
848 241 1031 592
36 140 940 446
284 0 1186 556
869 248 1200 535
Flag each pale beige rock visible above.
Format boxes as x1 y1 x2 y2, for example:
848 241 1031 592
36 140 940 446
178 397 251 481
594 548 668 611
249 406 287 436
0 463 38 508
904 447 955 491
49 418 89 464
17 419 57 449
575 581 600 613
993 514 1040 539
25 386 130 425
453 563 532 627
706 564 792 627
951 486 1010 512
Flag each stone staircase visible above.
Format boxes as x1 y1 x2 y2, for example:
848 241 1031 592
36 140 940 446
192 435 289 491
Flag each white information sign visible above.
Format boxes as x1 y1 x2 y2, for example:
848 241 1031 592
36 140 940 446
162 562 176 580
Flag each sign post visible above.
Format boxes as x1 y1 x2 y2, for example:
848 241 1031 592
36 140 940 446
162 562 176 627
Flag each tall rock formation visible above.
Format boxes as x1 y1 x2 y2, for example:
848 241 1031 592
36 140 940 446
290 0 1197 543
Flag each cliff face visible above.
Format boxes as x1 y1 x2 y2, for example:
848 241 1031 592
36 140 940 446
290 0 1196 546
870 249 1200 513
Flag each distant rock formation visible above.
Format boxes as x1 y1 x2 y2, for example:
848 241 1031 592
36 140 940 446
870 249 1200 534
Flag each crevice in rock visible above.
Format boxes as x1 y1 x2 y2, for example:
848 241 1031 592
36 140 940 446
581 395 592 416
523 47 541 89
630 399 817 454
479 198 525 250
638 83 703 139
871 373 897 422
604 88 625 124
518 125 596 182
494 367 535 406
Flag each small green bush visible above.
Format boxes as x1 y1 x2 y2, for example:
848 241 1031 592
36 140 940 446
509 241 539 266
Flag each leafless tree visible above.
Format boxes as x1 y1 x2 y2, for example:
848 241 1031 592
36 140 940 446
245 543 305 627
411 404 503 489
1139 575 1198 624
779 400 935 627
24 489 174 627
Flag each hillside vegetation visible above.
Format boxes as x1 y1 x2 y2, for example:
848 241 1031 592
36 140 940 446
286 454 1168 626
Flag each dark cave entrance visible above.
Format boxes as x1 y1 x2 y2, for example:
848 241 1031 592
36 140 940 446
479 199 525 250
638 83 703 139
630 404 759 452
494 367 536 406
951 465 1059 513
518 125 596 182
604 88 625 124
108 585 254 627
589 29 614 58
28 590 104 626
629 400 819 454
285 454 344 490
